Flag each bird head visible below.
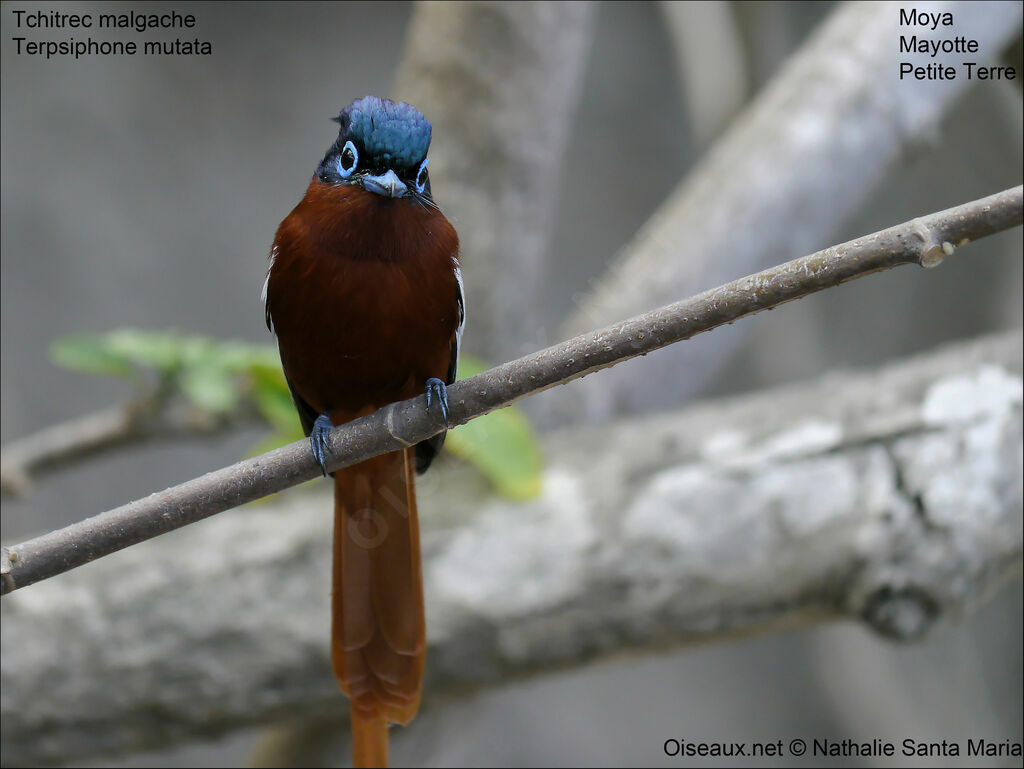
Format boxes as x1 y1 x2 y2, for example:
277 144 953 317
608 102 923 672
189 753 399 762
316 96 433 201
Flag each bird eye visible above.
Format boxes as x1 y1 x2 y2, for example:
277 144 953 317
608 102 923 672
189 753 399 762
415 158 429 194
338 140 358 177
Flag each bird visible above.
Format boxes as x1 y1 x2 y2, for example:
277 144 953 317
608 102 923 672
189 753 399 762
263 95 464 768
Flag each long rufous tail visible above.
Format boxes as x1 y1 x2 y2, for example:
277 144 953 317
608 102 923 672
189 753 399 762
332 448 425 768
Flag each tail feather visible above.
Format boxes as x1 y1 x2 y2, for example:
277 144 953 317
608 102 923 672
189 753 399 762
333 449 426 767
351 708 388 769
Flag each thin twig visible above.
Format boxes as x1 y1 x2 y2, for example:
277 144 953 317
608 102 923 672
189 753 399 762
0 398 262 496
1 404 134 495
1 186 1020 595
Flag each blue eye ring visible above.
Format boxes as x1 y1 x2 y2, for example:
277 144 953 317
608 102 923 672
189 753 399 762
415 158 429 194
337 140 358 178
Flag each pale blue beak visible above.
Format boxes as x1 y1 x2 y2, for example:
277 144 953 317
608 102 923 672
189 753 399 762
361 169 408 198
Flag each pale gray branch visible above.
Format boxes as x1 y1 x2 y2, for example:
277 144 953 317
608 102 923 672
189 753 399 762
554 0 1023 422
2 330 1020 766
660 1 748 148
394 1 595 360
0 397 261 497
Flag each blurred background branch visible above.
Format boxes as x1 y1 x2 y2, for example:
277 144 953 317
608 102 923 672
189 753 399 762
660 1 748 149
395 1 595 362
2 330 1019 766
0 398 262 497
547 0 1023 424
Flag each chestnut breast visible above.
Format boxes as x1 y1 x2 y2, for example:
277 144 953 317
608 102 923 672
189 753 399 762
267 179 460 420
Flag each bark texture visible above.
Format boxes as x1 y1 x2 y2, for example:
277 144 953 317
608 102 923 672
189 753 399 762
2 330 1020 765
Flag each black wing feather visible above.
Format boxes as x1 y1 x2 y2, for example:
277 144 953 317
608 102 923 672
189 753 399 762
285 371 320 438
415 262 463 474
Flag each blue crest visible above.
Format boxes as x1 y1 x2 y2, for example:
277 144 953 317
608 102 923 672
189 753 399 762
334 96 431 170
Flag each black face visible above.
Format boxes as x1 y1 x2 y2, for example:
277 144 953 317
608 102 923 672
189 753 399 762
315 139 432 201
314 97 433 202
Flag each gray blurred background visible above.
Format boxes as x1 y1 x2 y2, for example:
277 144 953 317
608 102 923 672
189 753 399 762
2 2 1021 767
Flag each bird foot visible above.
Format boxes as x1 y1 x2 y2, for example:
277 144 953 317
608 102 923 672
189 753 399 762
424 378 450 426
310 411 334 476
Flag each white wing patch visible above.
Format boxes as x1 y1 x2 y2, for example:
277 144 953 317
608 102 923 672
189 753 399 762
262 245 278 332
453 257 466 374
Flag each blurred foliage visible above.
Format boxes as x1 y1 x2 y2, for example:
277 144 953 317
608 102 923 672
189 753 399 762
447 355 544 500
50 330 543 499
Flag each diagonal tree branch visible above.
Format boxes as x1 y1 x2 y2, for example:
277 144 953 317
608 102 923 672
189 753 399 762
2 329 1019 766
2 185 1021 596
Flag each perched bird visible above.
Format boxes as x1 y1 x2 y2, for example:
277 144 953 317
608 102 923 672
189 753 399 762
263 95 463 768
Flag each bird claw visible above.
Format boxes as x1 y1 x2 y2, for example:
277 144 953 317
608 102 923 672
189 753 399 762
310 412 333 476
424 378 449 426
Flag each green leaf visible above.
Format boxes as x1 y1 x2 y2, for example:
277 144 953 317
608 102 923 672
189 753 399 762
105 329 185 371
50 334 135 377
447 407 543 500
446 355 544 500
50 330 545 499
179 353 239 413
251 367 303 435
245 362 304 459
201 340 282 373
